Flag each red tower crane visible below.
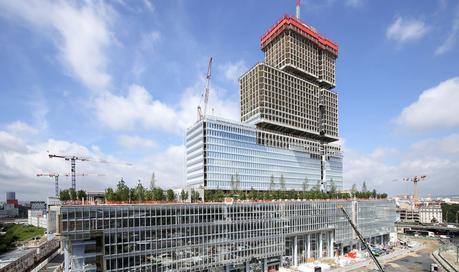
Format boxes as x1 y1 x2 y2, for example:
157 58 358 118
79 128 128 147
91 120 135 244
48 153 131 190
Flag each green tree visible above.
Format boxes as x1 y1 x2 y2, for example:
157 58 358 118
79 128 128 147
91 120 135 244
166 189 175 201
280 174 286 191
105 188 114 201
191 189 201 202
152 188 165 201
329 179 336 193
134 181 146 201
230 175 235 191
69 188 77 200
77 190 87 200
270 175 275 190
303 177 309 191
372 189 377 198
235 173 241 191
180 190 189 201
59 189 71 201
362 181 368 192
116 178 130 201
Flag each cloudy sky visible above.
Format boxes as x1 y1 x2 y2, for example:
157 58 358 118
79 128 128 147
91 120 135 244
0 0 458 200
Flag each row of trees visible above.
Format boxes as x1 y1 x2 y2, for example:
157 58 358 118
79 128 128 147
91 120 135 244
59 188 87 201
204 188 387 202
104 179 203 202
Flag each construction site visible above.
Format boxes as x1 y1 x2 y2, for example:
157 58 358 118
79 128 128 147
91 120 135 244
34 2 401 272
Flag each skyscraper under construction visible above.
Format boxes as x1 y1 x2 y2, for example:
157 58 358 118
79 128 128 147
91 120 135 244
187 11 342 192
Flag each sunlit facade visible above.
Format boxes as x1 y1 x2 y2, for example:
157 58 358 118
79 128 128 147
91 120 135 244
51 199 395 272
186 117 342 191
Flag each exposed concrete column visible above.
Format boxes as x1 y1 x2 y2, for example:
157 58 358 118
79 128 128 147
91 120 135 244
306 234 311 259
319 233 323 259
225 265 231 272
329 231 334 257
245 261 250 272
64 240 70 272
293 235 298 266
263 258 268 272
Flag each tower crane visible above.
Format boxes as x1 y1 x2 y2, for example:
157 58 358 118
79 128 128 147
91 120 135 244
394 175 427 207
197 57 213 121
37 172 106 196
48 153 131 190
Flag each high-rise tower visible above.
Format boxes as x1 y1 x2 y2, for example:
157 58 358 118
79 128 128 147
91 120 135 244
187 11 342 192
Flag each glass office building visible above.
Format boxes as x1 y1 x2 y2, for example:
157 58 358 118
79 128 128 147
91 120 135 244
50 199 395 272
186 117 342 191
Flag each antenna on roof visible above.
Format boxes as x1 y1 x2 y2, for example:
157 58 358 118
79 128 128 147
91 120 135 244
296 0 301 19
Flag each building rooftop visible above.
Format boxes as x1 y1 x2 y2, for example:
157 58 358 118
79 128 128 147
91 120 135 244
260 15 338 55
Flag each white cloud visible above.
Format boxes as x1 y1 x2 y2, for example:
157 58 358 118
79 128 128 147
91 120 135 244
344 133 459 196
6 121 39 136
386 16 428 43
396 77 459 131
0 1 113 90
118 135 156 149
0 125 185 200
94 81 239 133
219 60 247 83
435 9 459 55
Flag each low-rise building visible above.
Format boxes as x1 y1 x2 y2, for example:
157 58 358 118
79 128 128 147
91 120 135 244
419 205 442 224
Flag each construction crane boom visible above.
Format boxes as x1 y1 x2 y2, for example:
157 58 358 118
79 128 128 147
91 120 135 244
197 57 213 120
37 172 106 196
394 175 427 207
338 205 385 272
48 153 130 190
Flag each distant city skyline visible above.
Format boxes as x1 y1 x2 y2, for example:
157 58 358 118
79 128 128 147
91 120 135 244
0 0 458 200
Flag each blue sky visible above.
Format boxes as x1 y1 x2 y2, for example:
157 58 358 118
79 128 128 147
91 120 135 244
0 0 458 200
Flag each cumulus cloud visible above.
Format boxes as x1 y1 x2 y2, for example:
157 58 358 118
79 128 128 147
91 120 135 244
118 135 156 149
0 124 185 200
219 60 247 83
0 1 113 90
386 16 428 43
344 133 459 196
94 81 239 133
396 77 459 131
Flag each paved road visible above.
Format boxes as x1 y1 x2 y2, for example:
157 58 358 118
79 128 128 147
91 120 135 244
384 249 434 272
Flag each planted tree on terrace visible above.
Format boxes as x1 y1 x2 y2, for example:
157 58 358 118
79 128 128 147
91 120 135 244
270 175 275 190
152 188 165 201
362 181 368 192
329 179 336 194
77 190 87 200
235 173 241 191
69 188 77 200
116 178 130 201
60 189 71 201
180 190 189 201
280 174 286 191
303 177 308 192
166 189 175 201
134 181 146 201
191 190 201 202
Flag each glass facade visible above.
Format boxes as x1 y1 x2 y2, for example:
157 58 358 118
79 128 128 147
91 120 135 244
186 117 343 191
52 199 395 272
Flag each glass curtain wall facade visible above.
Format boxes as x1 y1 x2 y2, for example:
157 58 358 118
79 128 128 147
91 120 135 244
186 117 342 191
52 199 395 272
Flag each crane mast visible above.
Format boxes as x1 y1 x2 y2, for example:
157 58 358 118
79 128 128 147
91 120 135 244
197 57 213 120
